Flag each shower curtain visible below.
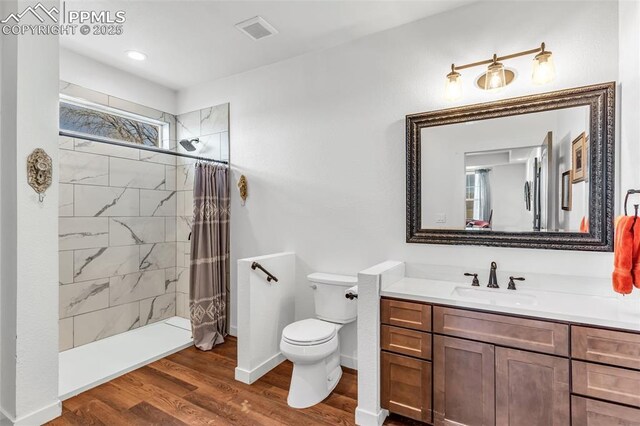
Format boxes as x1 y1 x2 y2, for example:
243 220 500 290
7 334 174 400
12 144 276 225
190 163 230 350
473 169 492 222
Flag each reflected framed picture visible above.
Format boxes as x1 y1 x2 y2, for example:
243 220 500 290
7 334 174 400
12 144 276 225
562 170 572 211
572 132 587 183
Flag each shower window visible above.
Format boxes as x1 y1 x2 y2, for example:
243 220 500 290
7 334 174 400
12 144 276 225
59 98 164 147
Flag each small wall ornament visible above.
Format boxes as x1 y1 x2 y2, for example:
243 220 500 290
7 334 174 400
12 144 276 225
238 174 248 206
27 148 52 202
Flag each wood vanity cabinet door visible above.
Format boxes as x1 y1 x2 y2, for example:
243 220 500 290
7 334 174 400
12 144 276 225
495 347 570 426
381 298 431 332
381 351 432 423
433 335 495 426
572 396 640 426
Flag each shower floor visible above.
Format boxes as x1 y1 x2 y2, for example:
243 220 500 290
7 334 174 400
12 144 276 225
59 316 193 400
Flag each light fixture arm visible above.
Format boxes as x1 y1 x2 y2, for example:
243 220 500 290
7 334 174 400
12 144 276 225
452 42 547 72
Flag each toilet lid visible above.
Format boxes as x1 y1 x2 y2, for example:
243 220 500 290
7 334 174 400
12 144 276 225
282 319 337 346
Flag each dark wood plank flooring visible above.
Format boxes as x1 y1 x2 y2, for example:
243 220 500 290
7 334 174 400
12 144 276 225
47 337 415 425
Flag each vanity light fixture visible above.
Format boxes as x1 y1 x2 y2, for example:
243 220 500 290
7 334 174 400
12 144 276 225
444 42 555 100
444 65 462 101
532 43 556 85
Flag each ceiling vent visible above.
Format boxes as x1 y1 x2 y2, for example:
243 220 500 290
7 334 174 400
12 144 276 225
235 16 278 41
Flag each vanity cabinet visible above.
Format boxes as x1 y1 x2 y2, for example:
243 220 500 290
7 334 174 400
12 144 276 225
381 298 640 425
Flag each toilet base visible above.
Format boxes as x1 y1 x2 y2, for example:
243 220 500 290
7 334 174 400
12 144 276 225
287 356 343 409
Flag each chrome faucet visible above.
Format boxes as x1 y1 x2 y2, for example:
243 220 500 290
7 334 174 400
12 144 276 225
487 261 499 288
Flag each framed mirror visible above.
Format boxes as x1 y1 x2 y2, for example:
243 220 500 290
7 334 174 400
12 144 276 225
406 82 615 251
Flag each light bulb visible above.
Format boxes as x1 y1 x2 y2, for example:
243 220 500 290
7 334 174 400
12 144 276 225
532 51 555 85
484 61 506 91
489 73 502 89
444 70 462 101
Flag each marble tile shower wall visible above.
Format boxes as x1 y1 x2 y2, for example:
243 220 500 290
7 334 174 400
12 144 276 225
58 82 179 351
174 104 230 319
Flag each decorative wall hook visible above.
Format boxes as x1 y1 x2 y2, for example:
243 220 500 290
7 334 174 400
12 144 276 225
238 175 248 206
27 148 52 202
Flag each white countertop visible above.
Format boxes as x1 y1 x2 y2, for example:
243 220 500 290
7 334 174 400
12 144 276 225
381 277 640 332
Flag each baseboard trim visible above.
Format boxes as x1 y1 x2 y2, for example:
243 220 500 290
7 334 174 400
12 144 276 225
355 407 388 426
235 352 285 384
0 400 62 425
229 325 238 337
340 354 357 370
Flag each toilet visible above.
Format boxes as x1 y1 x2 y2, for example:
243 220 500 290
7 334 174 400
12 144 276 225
280 272 357 409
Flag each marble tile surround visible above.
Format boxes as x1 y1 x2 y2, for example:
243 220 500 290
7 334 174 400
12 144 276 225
58 81 230 350
59 82 179 351
174 103 230 319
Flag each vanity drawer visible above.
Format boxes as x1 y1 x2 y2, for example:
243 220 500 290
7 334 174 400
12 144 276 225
433 306 569 356
381 298 431 332
381 351 432 423
572 326 640 370
381 325 431 360
572 361 640 407
571 396 640 426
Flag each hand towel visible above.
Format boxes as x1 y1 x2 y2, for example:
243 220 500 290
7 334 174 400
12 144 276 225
613 216 634 294
632 218 640 289
580 216 589 233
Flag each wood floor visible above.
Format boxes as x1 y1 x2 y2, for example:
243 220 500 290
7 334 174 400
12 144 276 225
48 337 417 425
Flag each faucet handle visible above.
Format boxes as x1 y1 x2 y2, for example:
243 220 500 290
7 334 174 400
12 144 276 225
507 276 525 290
464 273 480 286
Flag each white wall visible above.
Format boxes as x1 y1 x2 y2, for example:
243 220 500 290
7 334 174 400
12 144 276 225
177 1 624 364
1 1 60 423
619 0 640 204
236 252 295 384
555 107 590 231
490 163 530 232
60 48 177 114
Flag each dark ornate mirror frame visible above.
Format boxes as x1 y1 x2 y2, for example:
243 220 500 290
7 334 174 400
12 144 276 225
406 82 615 251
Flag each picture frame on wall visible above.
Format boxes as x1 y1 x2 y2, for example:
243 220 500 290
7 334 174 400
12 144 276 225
571 132 587 183
561 170 572 211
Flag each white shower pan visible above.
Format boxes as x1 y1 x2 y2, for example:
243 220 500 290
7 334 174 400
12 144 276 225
59 316 193 400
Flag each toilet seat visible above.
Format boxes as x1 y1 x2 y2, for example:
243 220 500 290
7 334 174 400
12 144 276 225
282 318 337 346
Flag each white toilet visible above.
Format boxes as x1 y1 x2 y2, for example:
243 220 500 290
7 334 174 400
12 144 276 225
280 272 357 408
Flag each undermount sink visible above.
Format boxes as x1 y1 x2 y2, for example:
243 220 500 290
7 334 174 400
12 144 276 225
451 286 538 306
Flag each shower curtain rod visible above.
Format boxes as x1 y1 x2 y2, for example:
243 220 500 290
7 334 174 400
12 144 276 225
58 130 229 165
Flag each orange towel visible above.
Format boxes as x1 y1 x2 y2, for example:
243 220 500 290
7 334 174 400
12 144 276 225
580 216 589 233
633 218 640 288
613 216 635 294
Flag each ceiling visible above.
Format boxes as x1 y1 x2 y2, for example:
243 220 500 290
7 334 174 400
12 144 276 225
60 1 470 90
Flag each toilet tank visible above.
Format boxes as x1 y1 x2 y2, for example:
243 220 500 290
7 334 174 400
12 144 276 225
308 272 357 324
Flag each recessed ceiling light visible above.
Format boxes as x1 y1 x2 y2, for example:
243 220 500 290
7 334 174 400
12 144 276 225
125 50 147 61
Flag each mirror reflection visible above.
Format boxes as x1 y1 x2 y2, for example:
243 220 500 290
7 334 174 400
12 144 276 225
421 106 590 233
